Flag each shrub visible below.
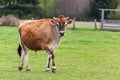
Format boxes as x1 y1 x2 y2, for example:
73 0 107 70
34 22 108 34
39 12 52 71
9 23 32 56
0 5 44 19
89 0 118 20
107 12 120 20
0 15 19 26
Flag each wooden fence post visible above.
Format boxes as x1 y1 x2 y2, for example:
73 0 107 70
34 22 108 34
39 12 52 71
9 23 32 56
94 19 97 30
101 9 104 30
31 17 34 20
73 17 76 29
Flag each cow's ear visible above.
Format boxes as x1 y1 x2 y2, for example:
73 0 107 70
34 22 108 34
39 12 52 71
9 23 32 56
50 19 56 25
67 19 73 24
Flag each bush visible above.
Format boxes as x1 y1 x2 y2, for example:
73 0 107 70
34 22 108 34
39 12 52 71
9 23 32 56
0 5 44 19
89 0 118 20
0 15 19 26
107 12 120 20
107 5 120 20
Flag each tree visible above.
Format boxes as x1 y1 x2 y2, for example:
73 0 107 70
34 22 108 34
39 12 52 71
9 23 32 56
89 0 118 19
0 0 42 19
40 0 57 17
17 0 39 5
0 0 4 5
0 0 39 7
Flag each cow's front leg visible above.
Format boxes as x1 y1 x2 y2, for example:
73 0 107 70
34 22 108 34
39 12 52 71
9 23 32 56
51 53 56 73
45 48 56 73
46 55 51 72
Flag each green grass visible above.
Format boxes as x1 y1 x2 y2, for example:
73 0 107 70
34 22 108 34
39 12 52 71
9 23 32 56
0 22 120 80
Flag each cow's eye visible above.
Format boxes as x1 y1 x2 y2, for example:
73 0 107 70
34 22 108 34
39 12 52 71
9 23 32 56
56 22 59 27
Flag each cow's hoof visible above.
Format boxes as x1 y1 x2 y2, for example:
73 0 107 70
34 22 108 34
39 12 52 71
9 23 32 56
26 69 30 72
18 66 23 71
52 68 56 73
46 68 50 72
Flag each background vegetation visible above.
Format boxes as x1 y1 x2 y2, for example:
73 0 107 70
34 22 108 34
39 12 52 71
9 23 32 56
89 0 118 19
0 0 119 20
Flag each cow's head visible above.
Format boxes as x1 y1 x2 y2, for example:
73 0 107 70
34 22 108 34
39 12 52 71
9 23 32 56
51 15 73 36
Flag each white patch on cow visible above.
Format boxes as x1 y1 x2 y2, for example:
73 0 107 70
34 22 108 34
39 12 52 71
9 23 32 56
56 22 59 27
24 53 28 63
49 37 61 52
52 66 56 69
60 31 65 34
46 68 50 71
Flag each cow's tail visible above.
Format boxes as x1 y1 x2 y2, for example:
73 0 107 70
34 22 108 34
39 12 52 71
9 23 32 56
17 44 22 57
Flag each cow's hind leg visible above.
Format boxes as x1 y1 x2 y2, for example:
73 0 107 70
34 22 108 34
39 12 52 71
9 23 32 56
45 48 56 73
24 52 30 72
18 45 30 72
17 44 23 71
18 51 24 71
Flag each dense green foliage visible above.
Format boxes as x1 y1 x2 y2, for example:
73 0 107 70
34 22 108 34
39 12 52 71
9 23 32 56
0 0 56 19
0 0 120 20
90 0 118 19
0 22 120 79
0 5 43 19
0 0 39 6
40 0 57 17
0 0 43 19
107 1 120 20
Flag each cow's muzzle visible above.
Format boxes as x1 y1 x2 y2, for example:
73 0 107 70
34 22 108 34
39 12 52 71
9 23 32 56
60 31 65 36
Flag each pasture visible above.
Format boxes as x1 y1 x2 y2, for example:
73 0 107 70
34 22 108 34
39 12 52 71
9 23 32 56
0 22 120 80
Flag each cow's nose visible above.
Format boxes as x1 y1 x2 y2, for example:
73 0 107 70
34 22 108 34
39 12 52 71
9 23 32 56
60 31 65 36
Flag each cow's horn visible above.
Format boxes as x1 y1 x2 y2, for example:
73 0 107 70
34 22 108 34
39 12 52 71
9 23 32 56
66 17 69 19
53 17 57 20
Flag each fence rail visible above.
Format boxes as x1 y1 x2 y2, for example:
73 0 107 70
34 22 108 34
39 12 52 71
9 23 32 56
99 9 120 31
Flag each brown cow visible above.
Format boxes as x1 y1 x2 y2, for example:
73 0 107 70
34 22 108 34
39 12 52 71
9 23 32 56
17 15 72 73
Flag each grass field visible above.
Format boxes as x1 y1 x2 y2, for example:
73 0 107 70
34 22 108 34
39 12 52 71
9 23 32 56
0 22 120 80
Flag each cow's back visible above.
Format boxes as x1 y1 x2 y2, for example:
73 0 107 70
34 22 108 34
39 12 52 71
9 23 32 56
19 19 59 51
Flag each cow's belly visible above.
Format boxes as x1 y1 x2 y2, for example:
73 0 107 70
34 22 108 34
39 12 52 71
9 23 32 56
24 40 60 52
22 38 51 51
24 42 44 50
